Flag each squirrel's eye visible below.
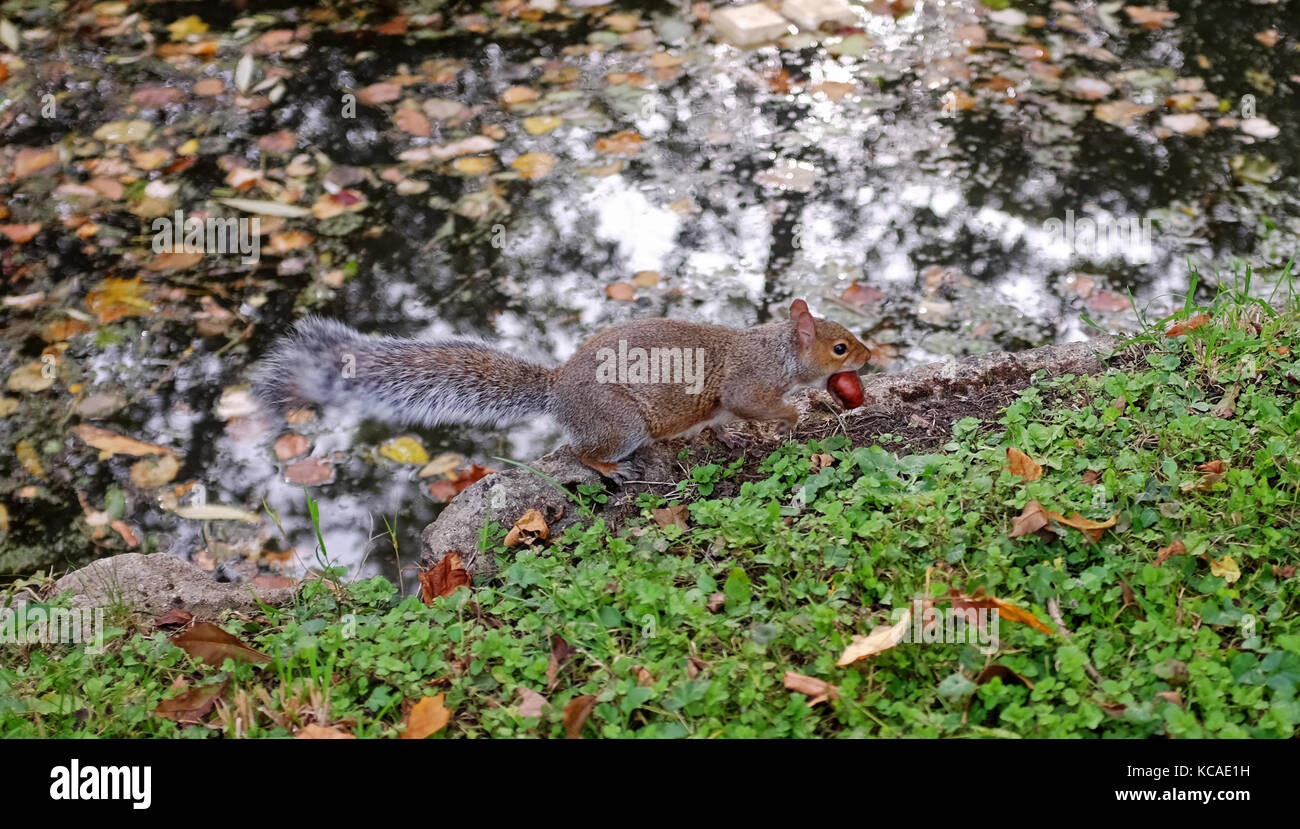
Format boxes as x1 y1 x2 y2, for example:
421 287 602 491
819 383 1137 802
833 343 847 356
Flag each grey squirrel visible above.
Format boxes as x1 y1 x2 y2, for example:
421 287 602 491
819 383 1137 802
253 299 870 481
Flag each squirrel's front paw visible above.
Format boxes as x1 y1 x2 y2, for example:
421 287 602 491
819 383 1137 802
709 426 750 451
773 420 798 441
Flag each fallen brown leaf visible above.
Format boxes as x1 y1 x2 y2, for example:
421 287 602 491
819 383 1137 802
650 504 689 530
418 552 472 603
1006 448 1043 481
1166 314 1211 337
296 723 355 739
517 687 548 718
1009 500 1052 538
154 682 225 724
154 608 193 628
563 694 597 738
547 635 576 690
782 671 839 706
948 587 1054 635
170 622 271 667
402 694 451 739
1155 539 1187 566
835 605 918 665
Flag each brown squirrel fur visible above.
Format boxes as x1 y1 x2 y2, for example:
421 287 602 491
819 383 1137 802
253 299 870 481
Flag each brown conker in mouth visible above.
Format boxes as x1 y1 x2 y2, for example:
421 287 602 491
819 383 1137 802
827 371 865 408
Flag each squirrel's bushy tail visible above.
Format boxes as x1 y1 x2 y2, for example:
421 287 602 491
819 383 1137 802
252 317 554 428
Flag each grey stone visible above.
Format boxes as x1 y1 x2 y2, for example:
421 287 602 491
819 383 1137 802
50 553 296 620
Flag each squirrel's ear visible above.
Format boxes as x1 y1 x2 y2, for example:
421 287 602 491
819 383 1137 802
790 299 815 351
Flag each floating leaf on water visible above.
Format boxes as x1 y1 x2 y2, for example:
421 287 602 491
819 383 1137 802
356 82 401 106
451 156 494 175
522 115 562 135
606 282 636 301
92 120 152 143
171 503 261 522
501 85 540 105
0 17 19 52
394 107 431 137
594 130 643 155
511 152 556 179
1093 100 1151 127
130 454 180 488
1239 117 1279 139
379 435 429 464
216 198 312 218
1124 6 1177 29
273 433 309 460
166 15 209 41
1160 113 1211 136
418 452 465 478
1230 154 1279 185
72 424 171 457
284 457 334 485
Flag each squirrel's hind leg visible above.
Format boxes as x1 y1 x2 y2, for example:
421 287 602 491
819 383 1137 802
565 424 649 485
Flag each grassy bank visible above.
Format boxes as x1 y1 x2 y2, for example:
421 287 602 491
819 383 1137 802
3 286 1299 738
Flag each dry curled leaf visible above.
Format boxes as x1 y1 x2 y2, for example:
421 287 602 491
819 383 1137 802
836 605 919 665
947 588 1054 635
504 508 549 548
1209 555 1240 584
1010 500 1116 542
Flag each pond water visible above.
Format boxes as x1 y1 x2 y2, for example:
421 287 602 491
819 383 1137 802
0 0 1296 590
